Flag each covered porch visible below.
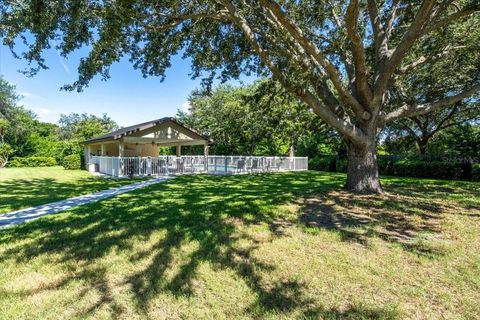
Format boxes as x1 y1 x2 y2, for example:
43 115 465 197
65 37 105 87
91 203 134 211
84 117 308 177
83 117 211 164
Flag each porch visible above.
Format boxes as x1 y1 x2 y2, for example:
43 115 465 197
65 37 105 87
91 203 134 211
88 155 308 177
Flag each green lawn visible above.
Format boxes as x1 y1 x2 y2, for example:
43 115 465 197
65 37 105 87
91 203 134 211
0 171 479 319
0 166 145 214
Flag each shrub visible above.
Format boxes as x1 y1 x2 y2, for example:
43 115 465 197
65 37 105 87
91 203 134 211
309 155 336 172
336 158 348 173
9 156 57 168
472 163 480 181
377 158 396 176
62 154 81 170
393 159 462 180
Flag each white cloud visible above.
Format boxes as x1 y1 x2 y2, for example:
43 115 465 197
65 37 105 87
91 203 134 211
30 107 52 115
56 51 71 75
52 39 71 75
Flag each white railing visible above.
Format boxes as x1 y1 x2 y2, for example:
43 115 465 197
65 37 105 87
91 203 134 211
89 155 308 177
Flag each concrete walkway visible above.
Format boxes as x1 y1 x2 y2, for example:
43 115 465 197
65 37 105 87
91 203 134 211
0 176 172 229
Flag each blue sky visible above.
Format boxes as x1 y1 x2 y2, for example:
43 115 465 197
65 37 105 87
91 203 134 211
0 44 254 126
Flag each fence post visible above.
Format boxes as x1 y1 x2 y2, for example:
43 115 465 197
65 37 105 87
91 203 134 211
147 157 152 176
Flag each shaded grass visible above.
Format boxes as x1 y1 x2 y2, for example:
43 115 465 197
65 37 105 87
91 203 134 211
0 166 145 214
0 171 479 319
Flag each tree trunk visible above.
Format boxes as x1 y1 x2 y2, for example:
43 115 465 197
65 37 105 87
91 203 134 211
345 139 382 193
417 137 428 155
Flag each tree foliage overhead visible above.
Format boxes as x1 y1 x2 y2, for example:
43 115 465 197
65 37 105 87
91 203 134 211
1 0 479 192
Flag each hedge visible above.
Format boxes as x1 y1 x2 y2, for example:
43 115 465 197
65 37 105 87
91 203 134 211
62 154 81 170
308 155 477 181
393 159 462 180
336 159 348 173
473 163 480 181
309 155 336 172
377 158 396 176
9 156 57 168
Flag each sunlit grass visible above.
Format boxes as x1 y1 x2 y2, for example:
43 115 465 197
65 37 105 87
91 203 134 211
0 171 479 319
0 166 145 214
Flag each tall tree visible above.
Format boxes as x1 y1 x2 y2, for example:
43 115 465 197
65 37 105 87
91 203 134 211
0 118 13 168
385 13 480 155
385 101 479 155
58 113 118 141
1 1 479 192
0 77 37 157
179 80 323 155
428 123 480 160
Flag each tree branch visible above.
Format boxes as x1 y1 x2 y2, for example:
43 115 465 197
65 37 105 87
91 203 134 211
221 1 367 144
383 84 480 123
398 45 466 74
143 10 230 32
385 0 401 40
367 0 388 63
346 0 373 105
422 5 480 35
374 1 436 101
257 0 367 117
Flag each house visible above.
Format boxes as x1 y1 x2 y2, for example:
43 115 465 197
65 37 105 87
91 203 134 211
83 117 212 163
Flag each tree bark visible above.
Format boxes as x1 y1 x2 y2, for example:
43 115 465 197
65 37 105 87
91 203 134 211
345 138 382 193
417 138 428 155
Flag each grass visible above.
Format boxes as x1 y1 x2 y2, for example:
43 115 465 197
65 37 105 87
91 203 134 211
0 166 145 214
0 171 479 319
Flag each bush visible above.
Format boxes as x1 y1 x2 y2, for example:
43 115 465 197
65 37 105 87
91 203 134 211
472 163 480 181
62 154 81 170
377 158 396 176
336 158 348 173
309 155 336 172
9 156 57 168
393 159 462 180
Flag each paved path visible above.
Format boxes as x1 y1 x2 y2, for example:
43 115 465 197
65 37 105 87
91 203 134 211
0 176 172 229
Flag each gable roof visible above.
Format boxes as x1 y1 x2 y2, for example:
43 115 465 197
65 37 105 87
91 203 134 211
83 117 212 144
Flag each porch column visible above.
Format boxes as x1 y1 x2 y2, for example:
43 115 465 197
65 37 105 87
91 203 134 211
204 143 209 156
119 140 125 157
84 145 91 169
176 145 181 157
101 144 106 156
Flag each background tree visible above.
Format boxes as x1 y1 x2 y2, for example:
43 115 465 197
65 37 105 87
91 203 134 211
1 1 479 192
0 118 13 168
0 77 37 157
385 14 480 155
384 101 479 155
426 123 480 160
179 80 328 156
58 113 118 141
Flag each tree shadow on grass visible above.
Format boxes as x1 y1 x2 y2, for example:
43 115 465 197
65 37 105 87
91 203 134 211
0 172 431 319
0 176 144 213
296 189 460 257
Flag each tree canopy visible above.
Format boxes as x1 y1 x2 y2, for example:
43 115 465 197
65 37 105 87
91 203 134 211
1 1 479 192
58 113 118 141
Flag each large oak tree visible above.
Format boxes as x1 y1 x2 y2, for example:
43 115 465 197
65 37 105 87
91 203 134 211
1 0 479 192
